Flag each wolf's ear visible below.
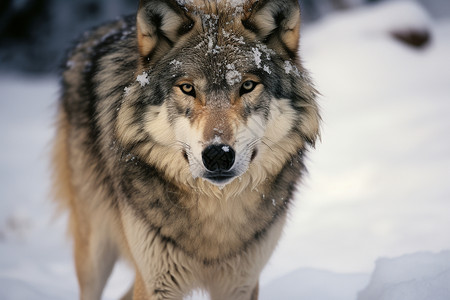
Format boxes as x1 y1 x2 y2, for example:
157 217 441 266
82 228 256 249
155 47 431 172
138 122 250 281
137 0 194 59
243 0 301 58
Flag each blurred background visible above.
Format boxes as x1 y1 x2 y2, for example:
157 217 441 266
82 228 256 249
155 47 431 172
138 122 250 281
1 0 449 74
1 1 450 299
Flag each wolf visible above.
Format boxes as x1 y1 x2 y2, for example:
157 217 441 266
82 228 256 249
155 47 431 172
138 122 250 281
52 0 320 299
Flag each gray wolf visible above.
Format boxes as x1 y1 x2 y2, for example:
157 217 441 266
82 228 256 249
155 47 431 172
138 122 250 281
52 0 320 299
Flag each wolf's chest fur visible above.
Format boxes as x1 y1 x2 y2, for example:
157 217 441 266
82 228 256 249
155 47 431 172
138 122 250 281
116 153 301 262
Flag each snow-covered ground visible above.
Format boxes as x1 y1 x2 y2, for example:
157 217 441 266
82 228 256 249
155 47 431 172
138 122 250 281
1 1 450 299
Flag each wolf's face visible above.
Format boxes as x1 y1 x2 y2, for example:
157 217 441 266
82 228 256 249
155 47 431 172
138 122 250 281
117 0 320 189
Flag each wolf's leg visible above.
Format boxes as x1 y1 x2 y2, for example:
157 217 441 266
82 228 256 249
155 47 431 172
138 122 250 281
121 208 188 300
251 282 259 300
132 271 149 300
120 283 134 300
131 270 187 300
71 211 118 300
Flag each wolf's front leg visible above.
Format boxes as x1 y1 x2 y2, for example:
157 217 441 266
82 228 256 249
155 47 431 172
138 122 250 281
251 282 259 300
121 207 192 300
132 269 187 300
71 211 119 300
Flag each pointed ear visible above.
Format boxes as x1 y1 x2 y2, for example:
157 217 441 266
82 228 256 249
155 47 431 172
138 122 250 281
242 0 301 58
137 0 194 60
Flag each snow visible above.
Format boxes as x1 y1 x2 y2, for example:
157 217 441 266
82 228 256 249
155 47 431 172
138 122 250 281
357 251 450 300
276 0 450 277
227 0 246 8
284 60 300 76
136 71 149 87
263 65 271 74
261 269 369 300
308 0 432 38
123 86 131 96
252 47 262 69
170 59 183 68
176 0 194 6
1 1 450 299
284 60 294 74
176 0 246 9
225 63 242 86
251 47 272 74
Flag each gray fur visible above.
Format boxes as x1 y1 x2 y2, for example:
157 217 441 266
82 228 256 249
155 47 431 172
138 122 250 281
53 1 320 299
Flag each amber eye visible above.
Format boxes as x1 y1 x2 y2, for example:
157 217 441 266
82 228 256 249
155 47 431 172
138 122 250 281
179 84 196 97
240 80 257 96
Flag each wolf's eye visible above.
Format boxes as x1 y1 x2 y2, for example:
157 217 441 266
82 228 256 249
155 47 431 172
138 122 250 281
240 80 257 96
179 84 196 97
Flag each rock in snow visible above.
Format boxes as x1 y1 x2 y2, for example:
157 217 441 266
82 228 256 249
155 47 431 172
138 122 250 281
358 251 450 300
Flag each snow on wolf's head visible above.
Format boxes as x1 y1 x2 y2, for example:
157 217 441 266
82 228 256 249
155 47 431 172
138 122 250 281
118 0 320 193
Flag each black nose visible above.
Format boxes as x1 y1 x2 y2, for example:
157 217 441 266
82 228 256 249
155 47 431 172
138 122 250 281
202 144 235 172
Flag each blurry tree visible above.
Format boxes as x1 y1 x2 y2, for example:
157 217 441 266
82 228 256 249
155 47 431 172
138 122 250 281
0 0 52 73
0 0 136 73
0 0 49 40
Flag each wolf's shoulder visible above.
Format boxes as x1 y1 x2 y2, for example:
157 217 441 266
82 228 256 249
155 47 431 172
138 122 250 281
62 15 136 69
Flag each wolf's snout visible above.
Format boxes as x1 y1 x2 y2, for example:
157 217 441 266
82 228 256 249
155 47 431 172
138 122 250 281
202 144 235 172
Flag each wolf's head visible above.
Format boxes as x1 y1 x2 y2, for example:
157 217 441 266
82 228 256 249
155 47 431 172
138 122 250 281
117 0 320 193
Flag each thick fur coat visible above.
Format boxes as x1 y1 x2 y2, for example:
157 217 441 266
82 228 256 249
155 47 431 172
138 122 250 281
53 0 320 299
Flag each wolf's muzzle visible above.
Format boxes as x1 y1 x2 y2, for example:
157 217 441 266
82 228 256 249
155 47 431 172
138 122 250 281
202 144 235 172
